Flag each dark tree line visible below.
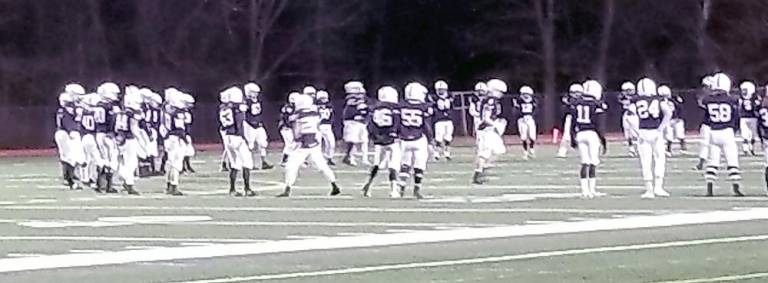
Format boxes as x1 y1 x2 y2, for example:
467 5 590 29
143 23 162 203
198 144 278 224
1 0 767 128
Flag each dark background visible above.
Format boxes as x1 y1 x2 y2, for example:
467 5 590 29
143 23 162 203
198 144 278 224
1 0 767 148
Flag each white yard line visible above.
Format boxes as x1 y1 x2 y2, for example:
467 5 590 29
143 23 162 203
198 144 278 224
0 236 266 243
173 234 768 283
0 208 767 273
653 272 768 283
0 205 667 214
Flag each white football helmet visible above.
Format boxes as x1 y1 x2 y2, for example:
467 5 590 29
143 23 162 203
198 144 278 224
569 83 583 95
58 92 73 107
302 86 317 96
582 80 603 100
83 93 102 106
740 81 756 98
377 86 399 104
219 89 231 104
64 83 86 95
180 93 195 108
123 90 143 111
288 91 301 104
124 85 140 97
316 90 329 103
487 79 507 98
636 78 657 96
519 85 534 95
658 85 672 97
98 82 120 102
621 81 636 97
227 87 244 104
711 73 732 93
294 94 314 111
404 82 427 103
149 93 162 107
434 80 448 90
702 75 714 89
344 81 365 94
474 82 488 96
244 82 261 100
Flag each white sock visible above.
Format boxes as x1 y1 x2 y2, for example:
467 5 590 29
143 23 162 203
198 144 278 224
580 179 589 195
588 178 596 194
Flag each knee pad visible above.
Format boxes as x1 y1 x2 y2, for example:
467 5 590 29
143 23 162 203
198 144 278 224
588 165 596 178
580 164 589 179
414 168 424 184
388 169 397 181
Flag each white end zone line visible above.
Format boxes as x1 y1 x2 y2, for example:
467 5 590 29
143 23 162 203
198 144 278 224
1 208 768 273
174 234 768 283
653 272 768 283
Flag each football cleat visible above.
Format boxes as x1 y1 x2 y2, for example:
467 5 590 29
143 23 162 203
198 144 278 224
330 183 341 196
261 162 274 170
229 190 243 197
361 183 372 198
641 191 656 199
244 189 257 197
276 187 291 198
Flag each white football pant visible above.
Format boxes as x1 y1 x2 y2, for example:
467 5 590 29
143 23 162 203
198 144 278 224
698 124 711 160
319 124 336 160
637 129 666 182
576 131 601 166
434 120 454 144
374 142 402 170
517 116 537 141
740 118 758 152
118 138 139 186
558 115 573 157
164 135 186 186
706 128 740 181
401 137 429 171
280 127 295 155
96 133 118 170
244 123 269 158
285 145 336 187
225 135 254 170
664 119 685 142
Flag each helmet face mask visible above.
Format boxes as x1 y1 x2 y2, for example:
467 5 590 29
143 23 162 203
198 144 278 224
487 79 507 98
244 82 261 101
658 85 672 97
288 92 300 105
316 90 329 103
740 81 755 99
568 83 583 98
474 82 488 97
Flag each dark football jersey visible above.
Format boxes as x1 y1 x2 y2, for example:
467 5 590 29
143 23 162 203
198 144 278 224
515 96 537 118
115 109 142 140
399 102 431 141
757 105 768 139
93 102 117 133
433 96 453 122
618 93 634 112
278 104 295 129
569 98 605 133
477 97 502 131
219 104 245 136
702 94 739 131
670 95 684 119
143 104 161 129
739 96 759 118
77 108 97 134
369 102 401 145
343 94 368 122
56 108 79 132
245 99 264 128
164 107 188 138
631 96 665 129
293 110 320 148
318 102 334 125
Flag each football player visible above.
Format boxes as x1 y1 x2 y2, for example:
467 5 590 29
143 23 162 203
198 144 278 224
469 82 487 135
738 81 759 156
660 85 686 156
243 82 274 170
571 80 607 198
628 78 673 198
472 79 507 185
139 88 163 176
361 86 401 198
694 76 715 170
279 92 299 166
219 87 256 197
397 82 433 199
432 80 454 160
557 83 583 158
277 94 341 197
55 84 87 190
756 89 768 194
619 81 639 156
702 73 743 197
179 92 196 174
115 87 143 195
77 92 102 190
161 88 186 196
94 82 121 193
316 90 336 165
342 81 370 166
514 85 538 159
218 90 231 172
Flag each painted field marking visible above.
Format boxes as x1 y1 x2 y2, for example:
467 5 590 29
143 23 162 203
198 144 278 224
0 236 267 243
0 205 667 214
1 208 768 273
2 219 501 228
653 272 768 283
173 234 768 283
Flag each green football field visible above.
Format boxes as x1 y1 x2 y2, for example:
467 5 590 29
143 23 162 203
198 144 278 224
1 141 768 283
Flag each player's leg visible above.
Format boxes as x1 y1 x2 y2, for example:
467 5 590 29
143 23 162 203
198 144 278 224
399 141 415 195
518 118 529 158
165 136 184 196
637 132 655 198
434 121 446 160
255 127 273 169
219 130 230 172
696 124 710 170
411 137 429 199
119 139 140 195
748 118 758 155
674 119 687 152
652 132 670 197
444 121 454 160
68 132 86 190
576 132 593 198
528 118 537 158
763 140 768 194
360 126 370 166
278 148 311 197
308 146 340 196
705 142 722 197
622 114 636 156
182 135 196 173
557 114 572 158
388 143 402 197
362 144 386 196
664 123 674 156
723 130 743 196
740 118 751 155
238 139 256 196
280 128 294 166
54 130 74 188
225 136 243 197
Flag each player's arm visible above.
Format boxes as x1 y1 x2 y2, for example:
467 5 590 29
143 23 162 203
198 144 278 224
626 103 640 135
659 99 674 129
